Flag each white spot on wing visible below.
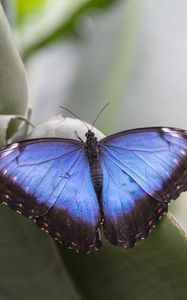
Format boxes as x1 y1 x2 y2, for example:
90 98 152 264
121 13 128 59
181 150 186 155
170 133 181 138
9 143 18 150
13 176 17 181
162 128 172 133
3 169 7 175
162 128 181 138
1 143 18 158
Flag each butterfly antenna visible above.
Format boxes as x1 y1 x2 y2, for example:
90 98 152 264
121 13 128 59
60 105 89 130
91 102 110 131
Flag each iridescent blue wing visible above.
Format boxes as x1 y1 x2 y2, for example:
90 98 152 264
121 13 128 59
0 139 101 254
100 127 187 248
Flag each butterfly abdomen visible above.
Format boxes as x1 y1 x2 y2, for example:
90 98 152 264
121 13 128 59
89 159 103 193
85 131 103 193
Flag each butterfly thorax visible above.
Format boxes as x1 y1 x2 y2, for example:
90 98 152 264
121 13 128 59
84 130 103 193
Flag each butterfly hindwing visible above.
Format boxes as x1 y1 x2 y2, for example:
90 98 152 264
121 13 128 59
100 127 187 247
0 139 101 253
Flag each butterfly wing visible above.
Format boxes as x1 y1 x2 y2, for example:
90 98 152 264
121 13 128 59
100 127 187 248
0 139 101 253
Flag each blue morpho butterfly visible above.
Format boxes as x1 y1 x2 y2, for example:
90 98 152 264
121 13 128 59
0 105 187 254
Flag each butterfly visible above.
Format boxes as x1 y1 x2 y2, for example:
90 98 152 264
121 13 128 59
0 126 187 254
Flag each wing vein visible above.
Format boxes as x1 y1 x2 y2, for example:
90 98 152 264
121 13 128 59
105 144 168 153
47 150 85 210
102 147 153 192
18 147 82 166
102 155 126 218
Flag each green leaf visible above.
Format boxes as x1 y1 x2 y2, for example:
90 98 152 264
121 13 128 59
61 214 187 300
0 112 32 147
16 0 46 21
0 4 28 115
0 115 22 147
15 0 114 59
0 206 80 300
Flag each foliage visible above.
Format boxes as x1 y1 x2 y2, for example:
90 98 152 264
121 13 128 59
14 0 115 59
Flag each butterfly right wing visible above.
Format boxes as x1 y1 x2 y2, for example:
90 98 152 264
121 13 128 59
99 127 187 248
0 139 101 253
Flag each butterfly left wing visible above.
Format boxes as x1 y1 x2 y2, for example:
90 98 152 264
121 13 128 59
0 139 101 254
100 127 187 248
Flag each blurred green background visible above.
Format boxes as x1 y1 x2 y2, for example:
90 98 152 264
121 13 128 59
1 0 187 299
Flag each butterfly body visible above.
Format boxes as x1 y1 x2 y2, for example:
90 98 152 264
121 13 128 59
0 126 187 254
84 130 103 193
